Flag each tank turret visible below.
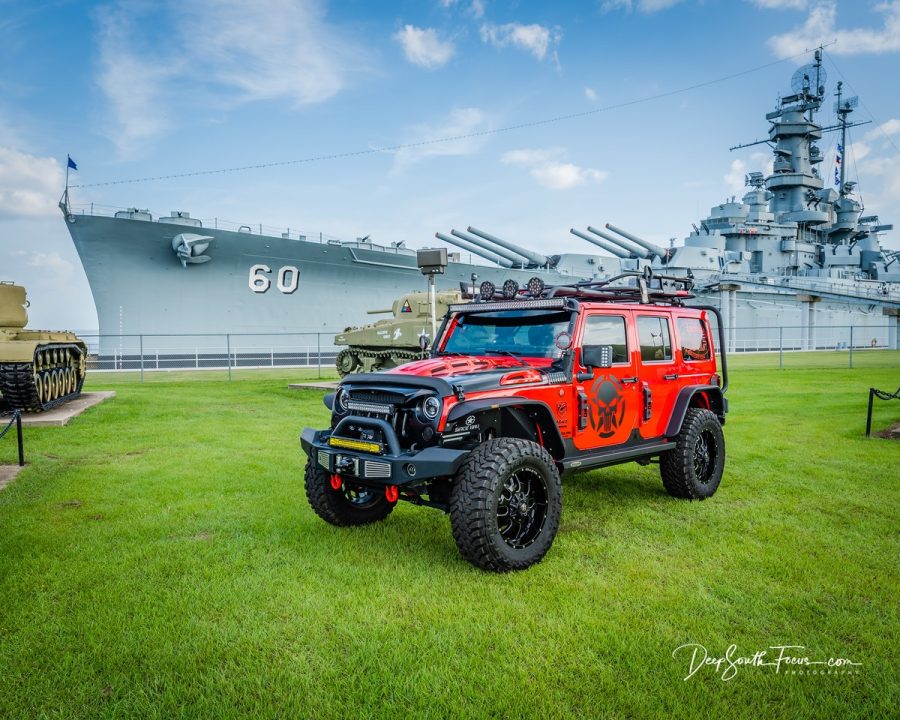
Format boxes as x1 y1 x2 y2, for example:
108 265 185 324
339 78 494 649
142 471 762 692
333 289 463 376
0 282 87 411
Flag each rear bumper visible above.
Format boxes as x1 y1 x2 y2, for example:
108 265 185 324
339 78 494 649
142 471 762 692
300 427 468 486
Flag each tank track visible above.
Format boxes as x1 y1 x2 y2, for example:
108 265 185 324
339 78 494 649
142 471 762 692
335 348 428 377
0 344 86 412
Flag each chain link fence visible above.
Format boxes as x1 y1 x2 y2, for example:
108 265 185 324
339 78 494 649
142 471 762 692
78 322 897 382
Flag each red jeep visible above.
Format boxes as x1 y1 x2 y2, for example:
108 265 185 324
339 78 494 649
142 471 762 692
301 272 728 571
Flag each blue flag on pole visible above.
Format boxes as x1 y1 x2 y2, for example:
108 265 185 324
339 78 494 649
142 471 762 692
67 155 78 171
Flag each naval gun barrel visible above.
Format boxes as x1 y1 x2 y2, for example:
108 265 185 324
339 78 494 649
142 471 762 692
435 232 513 268
450 229 524 266
570 228 631 258
587 225 648 258
467 226 549 267
605 223 667 259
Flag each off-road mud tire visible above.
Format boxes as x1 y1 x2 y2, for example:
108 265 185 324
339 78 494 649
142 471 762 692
304 459 395 526
450 438 562 572
660 407 725 500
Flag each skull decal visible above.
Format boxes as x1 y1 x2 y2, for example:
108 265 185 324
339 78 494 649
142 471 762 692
589 374 625 438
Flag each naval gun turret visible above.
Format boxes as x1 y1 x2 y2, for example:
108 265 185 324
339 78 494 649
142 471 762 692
0 282 87 411
333 289 463 376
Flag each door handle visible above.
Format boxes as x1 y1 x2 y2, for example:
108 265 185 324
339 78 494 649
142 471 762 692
621 377 638 384
663 373 678 381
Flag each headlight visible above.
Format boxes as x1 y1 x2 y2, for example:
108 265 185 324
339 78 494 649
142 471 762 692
421 396 441 420
335 388 349 413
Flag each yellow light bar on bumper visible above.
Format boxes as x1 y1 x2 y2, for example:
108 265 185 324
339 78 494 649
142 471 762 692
328 436 383 454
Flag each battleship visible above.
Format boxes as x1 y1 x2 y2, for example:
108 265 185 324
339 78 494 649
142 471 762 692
62 50 900 357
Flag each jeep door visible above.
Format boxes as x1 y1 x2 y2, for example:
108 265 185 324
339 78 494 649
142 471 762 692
634 312 680 439
572 311 642 451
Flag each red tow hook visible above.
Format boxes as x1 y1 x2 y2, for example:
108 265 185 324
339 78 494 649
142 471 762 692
330 474 343 491
385 485 399 503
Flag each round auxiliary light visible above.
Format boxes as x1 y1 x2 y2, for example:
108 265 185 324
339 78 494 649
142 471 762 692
479 281 495 300
527 276 545 298
502 279 519 299
422 396 441 420
334 387 349 413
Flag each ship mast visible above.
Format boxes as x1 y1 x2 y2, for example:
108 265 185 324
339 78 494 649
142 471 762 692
833 81 858 194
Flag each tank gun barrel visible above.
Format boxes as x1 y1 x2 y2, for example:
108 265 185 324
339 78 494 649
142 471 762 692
466 226 549 267
586 225 647 259
605 223 667 258
569 228 630 258
450 229 524 266
436 232 514 268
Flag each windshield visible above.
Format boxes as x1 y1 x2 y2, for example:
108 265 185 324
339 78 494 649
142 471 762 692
441 310 573 359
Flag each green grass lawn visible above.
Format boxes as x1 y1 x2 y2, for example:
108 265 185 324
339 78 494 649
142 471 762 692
1 355 898 718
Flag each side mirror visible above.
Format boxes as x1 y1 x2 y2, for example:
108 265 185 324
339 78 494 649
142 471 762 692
582 345 613 369
419 334 430 351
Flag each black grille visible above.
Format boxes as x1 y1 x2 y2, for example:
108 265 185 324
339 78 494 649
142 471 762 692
349 390 405 406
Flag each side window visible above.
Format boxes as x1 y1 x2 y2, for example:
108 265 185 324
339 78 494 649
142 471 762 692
637 316 672 362
583 315 628 363
677 317 710 361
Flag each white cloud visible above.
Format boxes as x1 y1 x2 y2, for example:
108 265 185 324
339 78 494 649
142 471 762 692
724 151 773 196
440 0 485 18
14 250 75 279
94 0 357 157
724 159 748 195
585 87 598 102
749 0 808 9
392 107 489 169
864 118 900 143
393 25 455 69
502 147 607 190
0 148 64 219
601 0 685 13
95 4 178 158
768 0 900 58
479 22 561 61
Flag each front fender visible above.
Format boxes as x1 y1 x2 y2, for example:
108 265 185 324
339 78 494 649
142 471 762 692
446 397 566 460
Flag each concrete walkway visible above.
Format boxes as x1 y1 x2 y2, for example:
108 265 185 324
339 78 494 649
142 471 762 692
19 391 116 427
0 465 23 490
288 381 338 391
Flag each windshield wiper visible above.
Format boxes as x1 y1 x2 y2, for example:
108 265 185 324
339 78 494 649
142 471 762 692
484 350 529 367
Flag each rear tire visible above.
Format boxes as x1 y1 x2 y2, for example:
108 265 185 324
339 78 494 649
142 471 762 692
304 459 395 526
660 408 725 499
450 438 562 572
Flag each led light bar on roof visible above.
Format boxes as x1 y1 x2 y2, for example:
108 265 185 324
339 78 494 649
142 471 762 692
449 298 569 313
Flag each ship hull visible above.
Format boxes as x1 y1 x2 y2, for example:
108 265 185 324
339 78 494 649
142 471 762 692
64 213 897 357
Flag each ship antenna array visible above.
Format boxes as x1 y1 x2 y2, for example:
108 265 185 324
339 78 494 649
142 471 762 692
70 49 824 189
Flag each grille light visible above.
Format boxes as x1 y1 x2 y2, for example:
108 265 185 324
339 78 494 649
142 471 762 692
346 399 393 415
328 437 382 454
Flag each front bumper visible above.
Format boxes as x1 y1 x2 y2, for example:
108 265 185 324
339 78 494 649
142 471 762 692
300 427 468 486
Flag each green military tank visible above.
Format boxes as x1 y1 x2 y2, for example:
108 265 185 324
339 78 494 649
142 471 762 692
0 282 87 411
334 289 462 376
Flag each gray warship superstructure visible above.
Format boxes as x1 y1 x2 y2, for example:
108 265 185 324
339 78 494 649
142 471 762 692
61 50 900 355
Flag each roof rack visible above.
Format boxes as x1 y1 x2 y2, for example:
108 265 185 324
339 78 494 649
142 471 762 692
462 268 695 306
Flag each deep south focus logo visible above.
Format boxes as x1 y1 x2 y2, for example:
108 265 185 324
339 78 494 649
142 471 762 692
589 374 625 438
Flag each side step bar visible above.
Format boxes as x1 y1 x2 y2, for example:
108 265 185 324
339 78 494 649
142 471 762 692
561 440 673 473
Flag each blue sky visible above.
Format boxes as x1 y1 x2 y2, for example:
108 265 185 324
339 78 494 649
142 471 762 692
1 0 899 329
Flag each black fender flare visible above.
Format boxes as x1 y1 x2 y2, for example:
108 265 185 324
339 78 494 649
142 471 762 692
664 385 726 438
447 397 565 459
